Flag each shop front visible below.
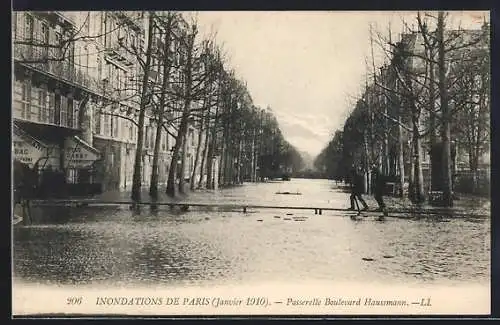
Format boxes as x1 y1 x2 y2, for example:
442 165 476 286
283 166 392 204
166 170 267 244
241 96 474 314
13 123 102 198
63 136 102 196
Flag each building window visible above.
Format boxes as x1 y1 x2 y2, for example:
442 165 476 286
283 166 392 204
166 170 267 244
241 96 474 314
97 57 102 80
130 33 136 49
189 154 194 176
92 12 100 37
104 113 111 136
55 32 63 61
38 89 47 122
104 14 111 48
25 14 33 41
128 120 133 140
73 100 80 129
112 115 119 138
14 12 24 40
21 80 31 120
66 168 78 184
144 126 149 148
110 19 117 47
94 109 101 134
41 23 49 57
67 42 75 75
48 92 55 123
60 95 68 127
115 68 122 96
30 86 39 118
13 79 23 118
85 12 91 34
149 124 155 149
67 98 74 128
84 46 90 77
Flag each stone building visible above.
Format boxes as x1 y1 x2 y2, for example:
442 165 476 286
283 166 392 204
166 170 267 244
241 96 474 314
12 11 221 195
12 11 102 194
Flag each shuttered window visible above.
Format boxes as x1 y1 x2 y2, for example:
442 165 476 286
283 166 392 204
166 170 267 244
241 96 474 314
60 95 68 127
48 92 55 124
67 98 74 128
22 80 31 120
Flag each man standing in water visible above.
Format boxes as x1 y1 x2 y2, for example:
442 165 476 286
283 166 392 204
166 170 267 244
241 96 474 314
348 165 369 212
371 164 388 216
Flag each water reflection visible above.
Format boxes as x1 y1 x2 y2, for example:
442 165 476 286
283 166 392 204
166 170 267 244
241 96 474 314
13 179 490 287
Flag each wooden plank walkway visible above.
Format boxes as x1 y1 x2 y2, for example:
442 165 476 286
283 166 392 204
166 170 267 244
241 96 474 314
30 199 490 218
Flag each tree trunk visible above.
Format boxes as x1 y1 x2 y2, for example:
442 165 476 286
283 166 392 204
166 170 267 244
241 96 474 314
428 50 439 191
150 14 174 199
169 29 195 196
250 129 256 182
236 134 243 184
166 117 187 196
206 142 214 189
178 130 188 194
131 12 155 203
190 118 205 190
206 96 220 189
198 114 211 188
206 124 217 190
469 148 478 194
228 140 235 185
220 109 230 186
438 11 453 206
383 130 390 176
412 117 425 203
408 138 415 202
218 139 225 186
363 131 370 194
398 116 405 198
149 115 163 199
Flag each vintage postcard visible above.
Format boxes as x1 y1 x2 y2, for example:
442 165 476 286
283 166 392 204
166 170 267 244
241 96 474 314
12 10 491 317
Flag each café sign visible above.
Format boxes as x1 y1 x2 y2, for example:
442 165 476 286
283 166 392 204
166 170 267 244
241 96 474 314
64 137 100 168
12 132 47 167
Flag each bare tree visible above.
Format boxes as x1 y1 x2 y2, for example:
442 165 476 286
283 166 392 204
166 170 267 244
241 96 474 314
165 20 216 196
125 11 156 203
149 12 177 199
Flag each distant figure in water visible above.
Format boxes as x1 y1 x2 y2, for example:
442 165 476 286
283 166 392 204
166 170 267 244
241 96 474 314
348 165 368 212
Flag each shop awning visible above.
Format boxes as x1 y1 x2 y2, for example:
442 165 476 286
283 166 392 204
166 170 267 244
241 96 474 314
64 136 101 169
12 124 49 168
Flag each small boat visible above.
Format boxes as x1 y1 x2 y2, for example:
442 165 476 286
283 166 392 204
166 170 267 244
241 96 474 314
275 191 302 195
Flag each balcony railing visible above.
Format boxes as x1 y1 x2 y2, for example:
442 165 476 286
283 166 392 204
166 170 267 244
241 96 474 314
114 11 143 33
34 11 77 30
104 47 135 68
14 46 103 94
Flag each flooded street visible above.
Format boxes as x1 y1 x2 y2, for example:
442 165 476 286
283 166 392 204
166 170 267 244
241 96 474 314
13 179 490 289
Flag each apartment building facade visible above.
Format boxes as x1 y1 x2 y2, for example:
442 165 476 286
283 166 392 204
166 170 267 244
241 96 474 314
13 11 208 194
12 11 102 194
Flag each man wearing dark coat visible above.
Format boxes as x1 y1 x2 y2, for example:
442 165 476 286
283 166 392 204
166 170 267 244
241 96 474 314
371 164 387 215
348 165 369 212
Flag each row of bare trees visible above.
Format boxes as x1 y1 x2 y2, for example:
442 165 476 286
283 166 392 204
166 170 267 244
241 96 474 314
315 11 490 206
121 12 304 202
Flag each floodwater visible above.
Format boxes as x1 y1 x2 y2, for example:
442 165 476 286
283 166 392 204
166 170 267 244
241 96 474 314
13 178 490 289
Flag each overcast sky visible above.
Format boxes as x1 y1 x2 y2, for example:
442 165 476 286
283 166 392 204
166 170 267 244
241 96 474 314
195 11 488 157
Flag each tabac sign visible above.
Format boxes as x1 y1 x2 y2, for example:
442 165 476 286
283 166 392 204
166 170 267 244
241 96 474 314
12 128 47 167
64 136 100 169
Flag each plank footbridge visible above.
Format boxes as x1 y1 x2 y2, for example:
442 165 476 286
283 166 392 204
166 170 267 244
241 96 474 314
30 200 490 218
